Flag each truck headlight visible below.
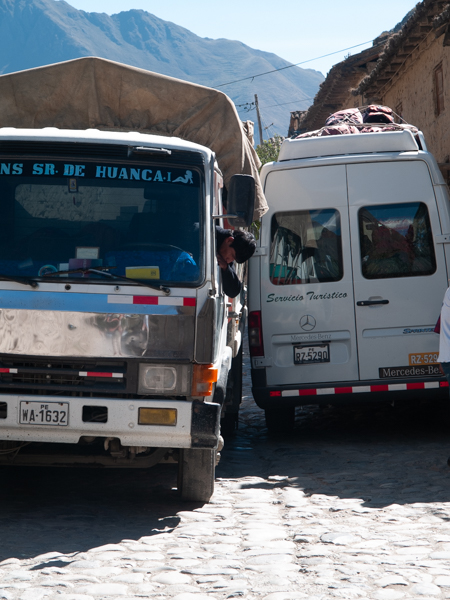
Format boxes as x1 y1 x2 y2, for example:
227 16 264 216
138 364 191 395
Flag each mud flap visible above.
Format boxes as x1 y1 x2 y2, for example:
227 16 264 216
191 400 220 449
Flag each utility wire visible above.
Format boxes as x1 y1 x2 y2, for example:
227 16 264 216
217 39 374 88
262 96 316 108
236 95 316 114
234 40 374 137
262 116 276 139
235 102 255 108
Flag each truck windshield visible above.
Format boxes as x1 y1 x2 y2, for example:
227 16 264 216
0 158 203 285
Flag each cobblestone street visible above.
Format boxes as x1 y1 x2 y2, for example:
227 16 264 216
2 346 450 600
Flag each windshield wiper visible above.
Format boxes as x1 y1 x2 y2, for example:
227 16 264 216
45 265 117 277
0 274 38 288
88 269 171 295
45 266 171 295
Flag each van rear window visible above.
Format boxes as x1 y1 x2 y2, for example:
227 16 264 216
270 209 343 285
359 202 436 279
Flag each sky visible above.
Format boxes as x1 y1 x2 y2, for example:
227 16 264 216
63 0 419 77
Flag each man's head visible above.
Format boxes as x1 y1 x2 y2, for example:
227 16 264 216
219 230 256 264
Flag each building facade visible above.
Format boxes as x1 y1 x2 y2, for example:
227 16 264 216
296 0 450 178
354 0 450 177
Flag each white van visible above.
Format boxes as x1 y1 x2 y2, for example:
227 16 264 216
248 129 450 431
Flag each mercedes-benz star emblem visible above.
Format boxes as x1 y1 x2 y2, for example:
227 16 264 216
300 314 316 331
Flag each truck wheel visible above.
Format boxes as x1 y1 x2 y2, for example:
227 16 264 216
221 412 238 436
265 406 295 434
221 347 243 436
232 346 243 407
178 448 215 502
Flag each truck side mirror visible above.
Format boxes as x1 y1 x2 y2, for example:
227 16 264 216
226 175 255 228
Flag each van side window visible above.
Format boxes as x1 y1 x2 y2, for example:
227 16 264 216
358 202 436 279
270 209 343 285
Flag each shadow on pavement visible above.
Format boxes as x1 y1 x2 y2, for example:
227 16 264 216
219 396 450 510
0 463 194 561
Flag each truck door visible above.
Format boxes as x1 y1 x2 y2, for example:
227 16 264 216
347 160 447 382
260 165 359 386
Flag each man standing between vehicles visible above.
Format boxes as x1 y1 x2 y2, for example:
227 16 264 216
438 286 450 384
216 226 256 298
436 286 450 466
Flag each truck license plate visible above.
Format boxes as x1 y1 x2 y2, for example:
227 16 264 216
19 401 69 426
294 344 330 364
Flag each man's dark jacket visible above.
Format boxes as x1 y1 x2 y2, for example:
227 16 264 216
216 226 241 298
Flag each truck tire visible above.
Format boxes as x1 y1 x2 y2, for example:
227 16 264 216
265 406 295 434
221 412 238 437
221 346 243 436
178 448 215 502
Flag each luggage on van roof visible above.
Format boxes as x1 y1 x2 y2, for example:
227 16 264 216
285 104 424 162
362 104 395 124
295 105 417 140
325 108 363 126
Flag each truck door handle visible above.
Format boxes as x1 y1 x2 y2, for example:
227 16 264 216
357 299 389 306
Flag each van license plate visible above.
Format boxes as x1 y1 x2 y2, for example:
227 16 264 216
294 344 330 364
19 401 69 426
408 352 439 366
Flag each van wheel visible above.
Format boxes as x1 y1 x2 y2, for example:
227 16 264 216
177 448 215 502
265 407 295 434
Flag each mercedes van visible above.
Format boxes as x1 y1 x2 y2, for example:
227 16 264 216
248 129 450 431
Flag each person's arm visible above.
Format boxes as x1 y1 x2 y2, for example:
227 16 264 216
220 263 241 298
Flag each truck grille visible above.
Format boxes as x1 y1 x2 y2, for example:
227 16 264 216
0 357 132 397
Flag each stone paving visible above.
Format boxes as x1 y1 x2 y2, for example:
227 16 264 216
2 344 450 599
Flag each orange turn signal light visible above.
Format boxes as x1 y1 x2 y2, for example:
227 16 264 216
191 364 218 397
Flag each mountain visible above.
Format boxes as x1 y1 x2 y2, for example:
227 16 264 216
0 0 323 144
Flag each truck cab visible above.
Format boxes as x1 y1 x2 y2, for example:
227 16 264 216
0 127 254 501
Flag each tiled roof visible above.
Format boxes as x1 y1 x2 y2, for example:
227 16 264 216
294 41 386 133
354 0 450 97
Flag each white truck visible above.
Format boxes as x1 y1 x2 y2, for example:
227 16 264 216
0 57 266 501
248 125 450 432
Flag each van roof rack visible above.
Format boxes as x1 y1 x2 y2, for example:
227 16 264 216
279 129 423 162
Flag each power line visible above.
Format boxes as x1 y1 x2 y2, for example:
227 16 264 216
261 96 316 109
234 40 374 134
216 39 374 88
236 95 316 115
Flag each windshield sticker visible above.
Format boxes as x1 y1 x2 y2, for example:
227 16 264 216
125 266 160 279
0 162 199 185
266 291 348 303
68 178 78 193
38 265 58 276
173 170 193 184
0 163 23 175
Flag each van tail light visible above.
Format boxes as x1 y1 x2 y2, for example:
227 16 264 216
248 310 264 357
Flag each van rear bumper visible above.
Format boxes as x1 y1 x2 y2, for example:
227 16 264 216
252 376 449 409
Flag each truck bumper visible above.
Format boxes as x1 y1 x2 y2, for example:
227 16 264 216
0 394 221 449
